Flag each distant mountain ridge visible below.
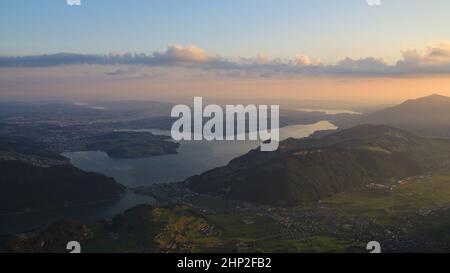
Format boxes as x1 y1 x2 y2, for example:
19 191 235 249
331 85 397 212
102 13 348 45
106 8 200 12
353 94 450 138
187 125 450 206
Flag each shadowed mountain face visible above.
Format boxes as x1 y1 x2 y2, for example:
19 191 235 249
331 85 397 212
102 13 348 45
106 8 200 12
0 161 125 214
354 94 450 138
0 137 124 214
187 125 450 206
0 136 69 167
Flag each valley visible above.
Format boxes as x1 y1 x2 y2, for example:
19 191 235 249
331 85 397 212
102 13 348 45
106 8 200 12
1 96 450 253
3 169 450 253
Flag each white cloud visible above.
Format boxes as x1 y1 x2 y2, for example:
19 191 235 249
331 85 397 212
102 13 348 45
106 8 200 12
3 42 450 77
153 45 210 63
400 42 450 66
294 54 311 66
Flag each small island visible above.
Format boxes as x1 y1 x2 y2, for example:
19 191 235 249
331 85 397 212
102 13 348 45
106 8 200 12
82 131 180 159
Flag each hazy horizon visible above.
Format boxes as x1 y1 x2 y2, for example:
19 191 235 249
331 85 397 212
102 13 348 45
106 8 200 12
1 1 450 102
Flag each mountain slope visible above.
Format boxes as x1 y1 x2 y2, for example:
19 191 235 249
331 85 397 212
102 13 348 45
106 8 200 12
187 125 450 206
0 161 125 214
0 205 218 253
0 136 69 166
0 136 125 214
355 94 450 137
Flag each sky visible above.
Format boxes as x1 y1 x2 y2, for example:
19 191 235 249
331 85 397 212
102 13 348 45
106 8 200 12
1 0 450 103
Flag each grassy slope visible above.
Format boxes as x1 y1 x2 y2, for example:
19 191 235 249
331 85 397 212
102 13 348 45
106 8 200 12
86 170 450 253
322 171 450 222
3 171 450 253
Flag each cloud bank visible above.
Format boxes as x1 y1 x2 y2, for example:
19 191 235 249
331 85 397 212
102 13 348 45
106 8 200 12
2 43 450 77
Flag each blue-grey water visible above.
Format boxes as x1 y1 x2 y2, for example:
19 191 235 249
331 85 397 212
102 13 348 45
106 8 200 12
0 191 155 234
63 121 337 187
0 121 336 234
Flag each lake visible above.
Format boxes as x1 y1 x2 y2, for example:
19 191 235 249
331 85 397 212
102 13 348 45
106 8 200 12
0 191 155 234
0 120 336 234
63 121 337 187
